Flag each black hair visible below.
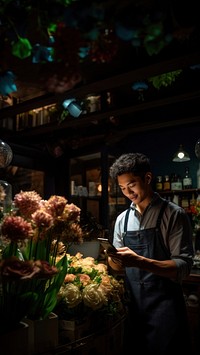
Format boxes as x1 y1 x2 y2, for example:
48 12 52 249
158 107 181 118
109 153 151 180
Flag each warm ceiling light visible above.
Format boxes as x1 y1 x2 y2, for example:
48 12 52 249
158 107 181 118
172 144 190 162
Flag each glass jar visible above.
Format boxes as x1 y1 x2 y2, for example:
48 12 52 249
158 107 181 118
0 180 12 213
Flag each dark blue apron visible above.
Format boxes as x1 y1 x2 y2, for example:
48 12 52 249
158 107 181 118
123 201 192 355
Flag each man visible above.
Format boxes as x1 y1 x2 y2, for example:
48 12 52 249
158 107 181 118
107 152 194 355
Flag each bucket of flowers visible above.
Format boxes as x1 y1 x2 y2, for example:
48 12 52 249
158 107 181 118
0 190 84 335
54 252 126 344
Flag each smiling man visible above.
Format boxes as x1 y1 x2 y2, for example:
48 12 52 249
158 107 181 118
108 152 194 355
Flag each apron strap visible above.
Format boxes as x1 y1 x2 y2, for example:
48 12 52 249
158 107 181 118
124 208 131 233
124 200 168 233
156 200 168 228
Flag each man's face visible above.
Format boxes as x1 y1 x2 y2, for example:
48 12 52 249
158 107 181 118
117 172 152 205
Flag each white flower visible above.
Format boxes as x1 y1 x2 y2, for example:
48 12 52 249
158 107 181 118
60 283 82 308
55 253 126 319
82 283 108 310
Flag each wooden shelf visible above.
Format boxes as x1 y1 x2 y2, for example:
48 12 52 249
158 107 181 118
159 188 200 195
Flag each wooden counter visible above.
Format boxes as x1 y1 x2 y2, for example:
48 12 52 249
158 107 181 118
45 314 126 355
184 269 200 282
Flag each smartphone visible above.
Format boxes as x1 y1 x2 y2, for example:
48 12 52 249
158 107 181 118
98 237 117 254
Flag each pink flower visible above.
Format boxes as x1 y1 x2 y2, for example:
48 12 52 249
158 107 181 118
1 257 37 279
1 215 33 242
44 195 67 217
94 263 108 274
78 273 91 286
31 209 54 229
60 222 83 243
14 190 42 219
64 273 76 283
63 203 81 221
0 257 58 280
34 260 58 278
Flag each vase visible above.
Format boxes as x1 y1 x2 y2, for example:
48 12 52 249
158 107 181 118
59 317 91 343
0 321 30 355
25 312 58 354
67 240 100 259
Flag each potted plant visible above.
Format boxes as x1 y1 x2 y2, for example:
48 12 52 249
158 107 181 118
0 190 83 352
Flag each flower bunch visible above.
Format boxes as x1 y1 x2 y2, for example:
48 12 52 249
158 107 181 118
189 199 200 231
0 190 84 331
55 252 125 321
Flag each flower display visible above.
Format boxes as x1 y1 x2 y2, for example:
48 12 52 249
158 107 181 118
189 199 200 232
0 190 84 332
54 252 125 321
188 198 200 259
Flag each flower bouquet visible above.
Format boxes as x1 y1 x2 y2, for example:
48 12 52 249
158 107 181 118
54 252 126 340
189 198 200 261
189 198 200 232
0 190 83 333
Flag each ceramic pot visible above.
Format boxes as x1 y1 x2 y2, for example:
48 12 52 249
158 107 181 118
25 312 58 354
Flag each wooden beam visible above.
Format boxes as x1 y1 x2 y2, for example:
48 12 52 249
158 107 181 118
1 51 200 119
4 89 200 139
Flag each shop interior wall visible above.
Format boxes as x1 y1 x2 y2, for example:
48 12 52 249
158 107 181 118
110 123 200 188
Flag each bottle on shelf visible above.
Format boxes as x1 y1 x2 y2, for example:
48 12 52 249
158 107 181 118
182 167 192 189
181 194 190 210
189 193 196 207
163 175 171 191
156 176 163 191
172 194 179 205
171 173 182 190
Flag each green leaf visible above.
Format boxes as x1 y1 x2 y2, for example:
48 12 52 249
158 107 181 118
148 70 182 89
12 37 32 59
2 242 20 258
41 289 58 319
25 254 68 320
54 255 68 286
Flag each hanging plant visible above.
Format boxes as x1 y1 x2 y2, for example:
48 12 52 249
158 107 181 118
12 37 32 59
148 69 182 89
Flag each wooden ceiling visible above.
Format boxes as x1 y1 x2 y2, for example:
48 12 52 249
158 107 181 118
0 0 200 158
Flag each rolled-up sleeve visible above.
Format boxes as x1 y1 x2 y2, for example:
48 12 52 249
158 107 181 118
165 207 194 283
